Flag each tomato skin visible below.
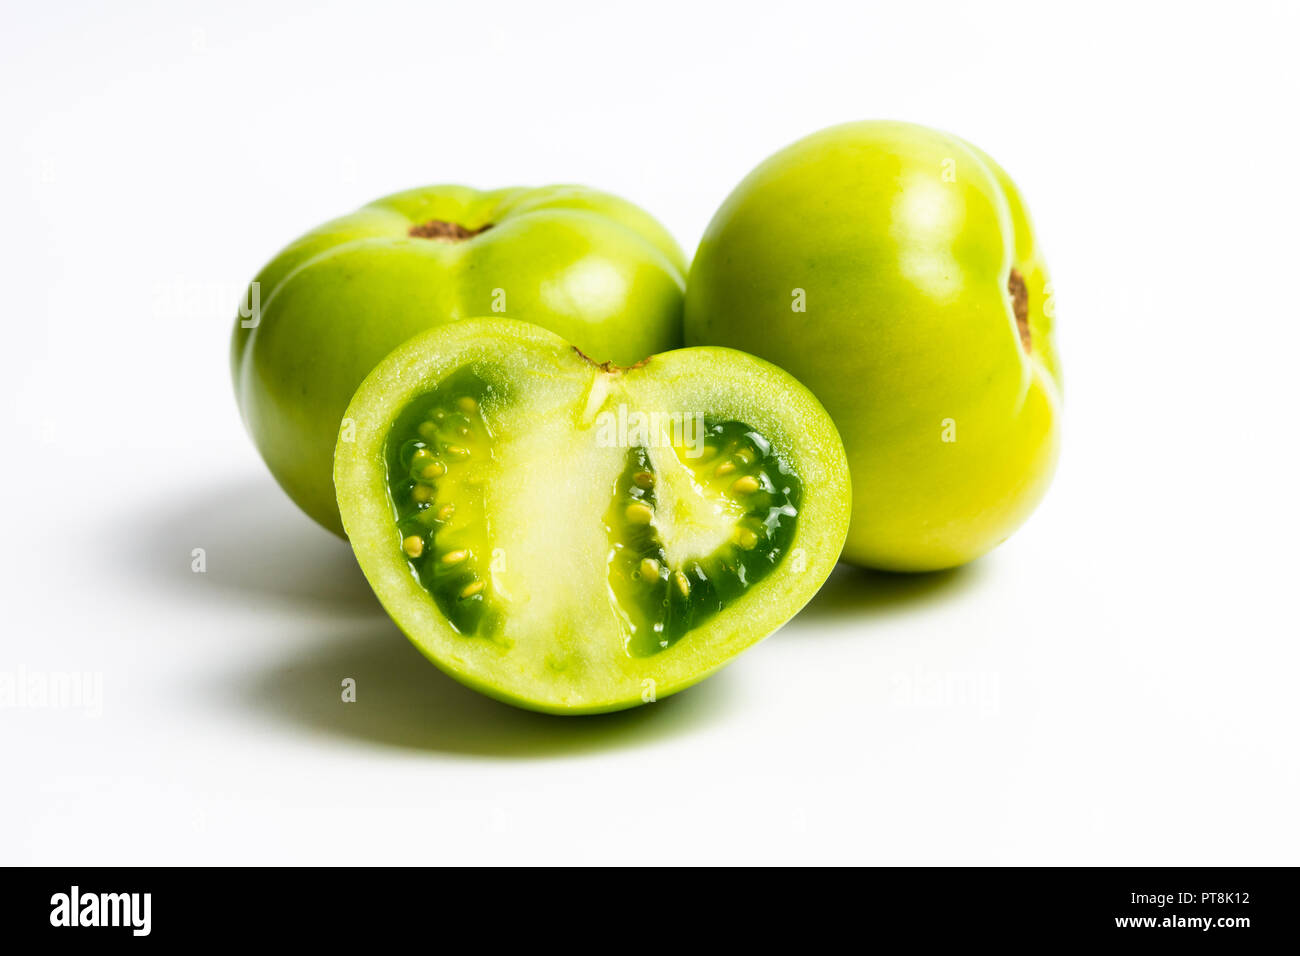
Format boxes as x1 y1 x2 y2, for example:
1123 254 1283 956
686 121 1062 572
233 184 686 536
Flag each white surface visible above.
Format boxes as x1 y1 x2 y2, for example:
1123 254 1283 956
2 0 1297 866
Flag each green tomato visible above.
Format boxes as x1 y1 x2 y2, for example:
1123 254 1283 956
334 318 850 713
232 184 687 536
685 121 1062 572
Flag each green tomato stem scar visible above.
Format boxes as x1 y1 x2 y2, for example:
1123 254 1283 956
408 219 493 241
1008 268 1032 353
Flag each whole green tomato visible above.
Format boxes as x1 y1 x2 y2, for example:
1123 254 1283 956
232 184 687 536
685 121 1062 572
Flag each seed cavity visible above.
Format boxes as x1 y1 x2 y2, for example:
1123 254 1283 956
387 367 500 638
603 424 802 658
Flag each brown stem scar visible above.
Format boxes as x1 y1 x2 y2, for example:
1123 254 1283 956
572 346 650 372
1008 268 1031 353
408 219 493 241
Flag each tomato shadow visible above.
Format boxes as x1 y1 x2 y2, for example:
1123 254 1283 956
110 475 380 617
227 622 735 757
121 475 734 755
799 560 986 622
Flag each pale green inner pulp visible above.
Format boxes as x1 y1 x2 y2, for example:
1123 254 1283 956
385 363 801 660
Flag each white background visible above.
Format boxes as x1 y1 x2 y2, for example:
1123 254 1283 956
2 0 1297 865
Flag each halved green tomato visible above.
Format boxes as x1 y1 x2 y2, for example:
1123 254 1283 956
335 319 850 714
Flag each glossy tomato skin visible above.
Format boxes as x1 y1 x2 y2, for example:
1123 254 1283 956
685 121 1062 572
233 184 687 536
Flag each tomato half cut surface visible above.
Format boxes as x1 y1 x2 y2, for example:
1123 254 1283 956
335 319 850 714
